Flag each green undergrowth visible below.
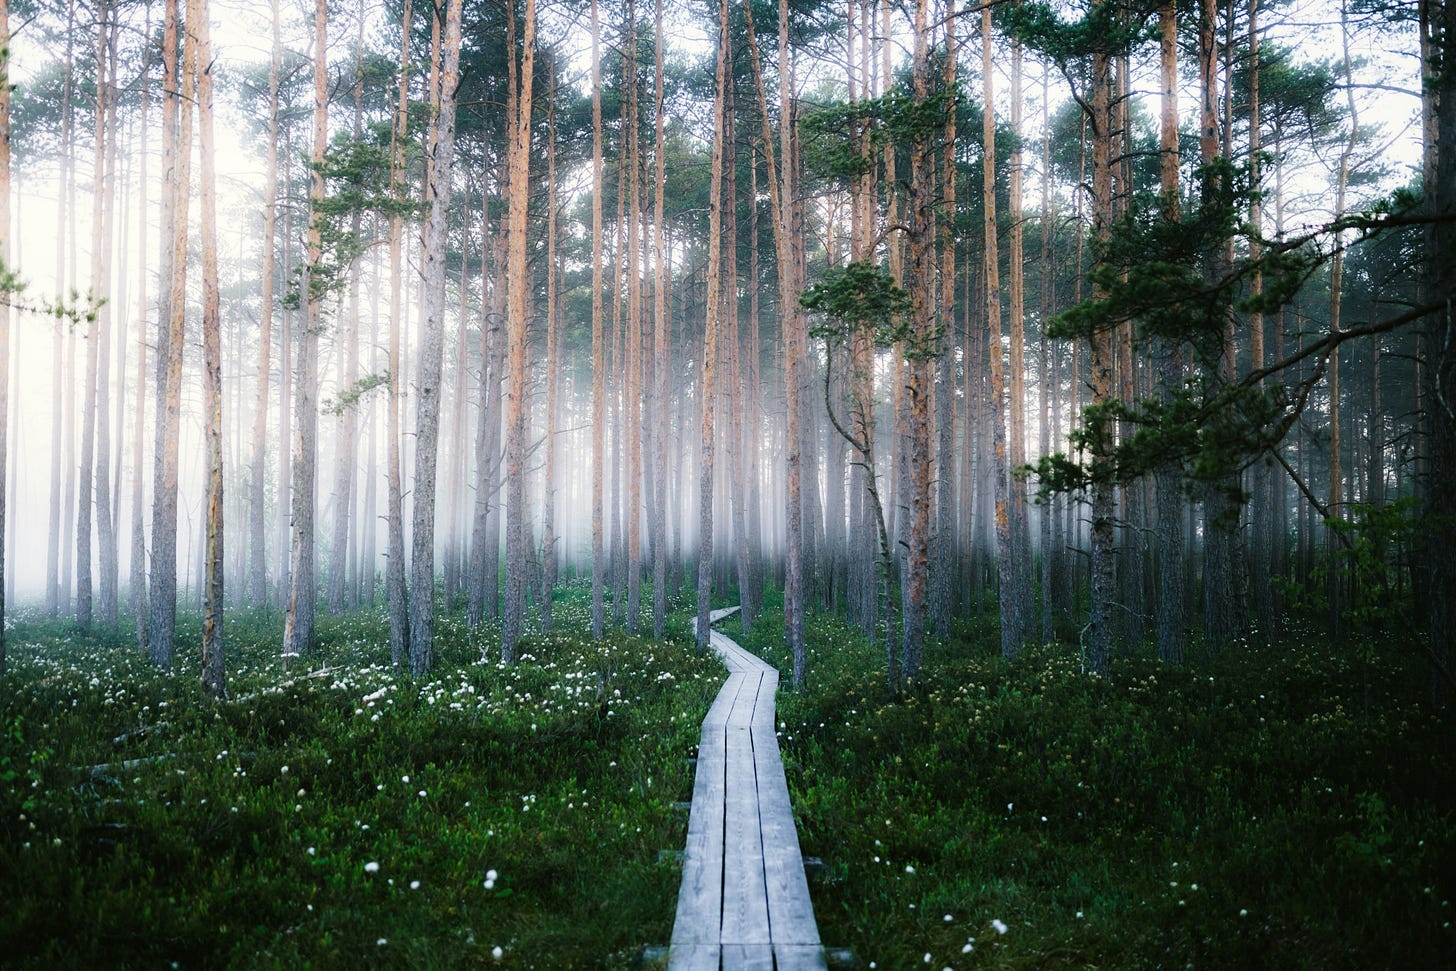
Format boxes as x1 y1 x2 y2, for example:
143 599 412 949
0 591 722 968
726 607 1456 970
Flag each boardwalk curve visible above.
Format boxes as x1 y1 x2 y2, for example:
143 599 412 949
669 607 825 971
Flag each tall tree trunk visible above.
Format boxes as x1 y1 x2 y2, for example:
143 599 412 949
1006 13 1034 652
930 2 958 638
46 2 73 618
983 5 1019 663
0 0 9 674
1246 0 1274 641
1325 0 1361 638
129 21 151 647
386 0 411 666
93 3 119 626
1086 34 1118 677
1199 0 1239 655
898 0 934 683
541 67 561 635
250 0 281 608
624 4 644 635
77 1 112 629
590 0 607 640
1155 0 1186 664
501 0 535 663
329 18 365 615
1422 0 1455 706
284 0 328 660
192 0 225 699
409 0 464 675
696 0 729 653
651 0 670 640
148 0 190 667
741 0 805 681
779 0 807 685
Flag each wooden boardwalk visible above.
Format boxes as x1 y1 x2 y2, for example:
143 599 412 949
669 607 825 971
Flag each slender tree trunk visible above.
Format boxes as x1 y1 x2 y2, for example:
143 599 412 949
148 0 190 667
1325 0 1361 638
501 0 535 663
983 6 1019 663
624 5 644 635
696 0 729 653
409 0 464 675
0 0 9 673
283 0 329 660
1246 0 1274 641
249 0 281 608
46 4 73 618
77 1 111 629
93 4 120 626
192 0 225 698
651 0 670 640
1422 0 1455 706
1155 0 1186 664
540 70 561 634
329 20 365 615
1086 38 1118 677
930 1 958 638
129 23 150 646
590 0 607 640
385 0 411 666
1005 14 1034 652
1198 0 1237 655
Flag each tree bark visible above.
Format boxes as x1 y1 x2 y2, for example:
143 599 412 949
409 0 464 676
283 0 328 660
1086 39 1117 678
501 0 536 663
696 0 729 653
541 67 561 635
1423 0 1455 706
192 0 226 699
1155 0 1186 664
590 0 607 640
249 0 281 608
148 0 190 667
651 0 670 640
386 0 412 666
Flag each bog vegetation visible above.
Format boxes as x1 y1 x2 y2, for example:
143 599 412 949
2 592 1452 967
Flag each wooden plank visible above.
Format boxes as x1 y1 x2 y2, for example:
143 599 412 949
704 671 748 728
666 943 720 971
721 721 770 944
772 945 829 971
672 718 727 946
720 944 774 970
753 722 822 948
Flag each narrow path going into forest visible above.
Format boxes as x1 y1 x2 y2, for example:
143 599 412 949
668 606 825 971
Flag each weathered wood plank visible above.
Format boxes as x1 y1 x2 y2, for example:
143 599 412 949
721 721 770 944
773 944 830 971
720 943 774 970
753 725 821 947
666 943 720 971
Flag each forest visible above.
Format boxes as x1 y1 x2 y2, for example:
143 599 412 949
0 0 1453 967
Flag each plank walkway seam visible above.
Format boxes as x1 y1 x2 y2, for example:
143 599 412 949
668 607 825 971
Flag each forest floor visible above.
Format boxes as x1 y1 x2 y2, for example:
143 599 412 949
1 586 1453 969
728 602 1456 970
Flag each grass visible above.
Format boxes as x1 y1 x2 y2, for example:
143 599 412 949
0 590 721 968
4 587 1454 969
727 603 1456 970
